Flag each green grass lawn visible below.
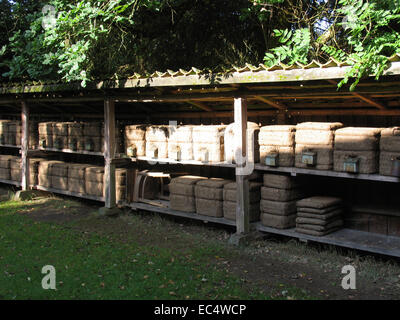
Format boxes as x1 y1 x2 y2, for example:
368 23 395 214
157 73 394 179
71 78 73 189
0 200 273 300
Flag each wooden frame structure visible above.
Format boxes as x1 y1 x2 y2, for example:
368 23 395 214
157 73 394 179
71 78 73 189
1 58 400 255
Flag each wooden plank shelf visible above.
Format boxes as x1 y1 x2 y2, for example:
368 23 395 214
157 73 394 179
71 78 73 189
255 164 400 183
34 185 105 202
130 156 236 168
0 178 21 186
0 144 21 148
34 147 104 156
351 204 400 218
125 200 236 227
255 223 400 258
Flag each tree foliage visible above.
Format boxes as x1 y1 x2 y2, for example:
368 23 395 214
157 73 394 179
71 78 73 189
1 0 399 90
264 28 311 66
1 0 280 85
322 0 400 90
261 0 400 90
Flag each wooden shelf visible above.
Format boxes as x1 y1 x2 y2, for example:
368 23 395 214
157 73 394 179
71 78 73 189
0 144 21 149
351 204 400 218
34 147 104 156
34 185 105 202
0 178 21 186
130 156 236 168
122 201 400 257
255 164 400 183
125 200 236 227
255 223 400 258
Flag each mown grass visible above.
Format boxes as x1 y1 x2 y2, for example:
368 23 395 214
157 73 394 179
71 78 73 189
0 200 277 300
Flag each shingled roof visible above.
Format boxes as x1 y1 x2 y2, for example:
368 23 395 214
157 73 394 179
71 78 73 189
0 56 400 119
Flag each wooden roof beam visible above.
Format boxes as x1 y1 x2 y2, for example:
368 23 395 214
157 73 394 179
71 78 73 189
351 92 387 110
327 80 387 110
187 101 214 112
38 103 66 114
135 103 153 115
74 103 99 113
2 104 20 111
254 96 286 110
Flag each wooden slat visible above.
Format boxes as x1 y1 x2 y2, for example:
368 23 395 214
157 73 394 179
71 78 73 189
35 185 105 202
351 92 387 110
126 201 236 227
254 96 286 110
288 109 400 116
0 144 21 148
327 80 387 110
352 204 400 218
188 101 213 112
255 224 400 258
254 164 400 183
0 178 21 187
35 147 103 156
257 93 400 100
132 156 235 168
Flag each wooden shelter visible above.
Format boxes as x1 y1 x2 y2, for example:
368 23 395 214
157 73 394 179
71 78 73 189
1 56 400 256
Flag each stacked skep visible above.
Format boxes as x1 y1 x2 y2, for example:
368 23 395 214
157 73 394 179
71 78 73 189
52 123 69 150
295 122 343 170
223 181 262 222
37 160 69 190
67 163 87 194
38 160 60 187
10 157 43 185
124 125 147 157
35 160 127 201
260 173 304 229
192 125 226 163
0 120 38 147
50 162 69 190
334 127 382 174
224 122 260 164
40 122 100 151
83 122 104 153
379 127 400 176
38 122 55 148
8 121 22 146
194 178 232 217
85 166 105 198
259 125 296 167
296 196 344 236
84 166 127 201
0 155 14 180
168 125 194 161
67 122 85 151
145 125 169 159
0 120 11 145
115 169 128 202
169 175 207 212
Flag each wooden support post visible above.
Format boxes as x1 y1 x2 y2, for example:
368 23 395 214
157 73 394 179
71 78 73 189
234 97 250 234
21 101 30 191
104 99 116 209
